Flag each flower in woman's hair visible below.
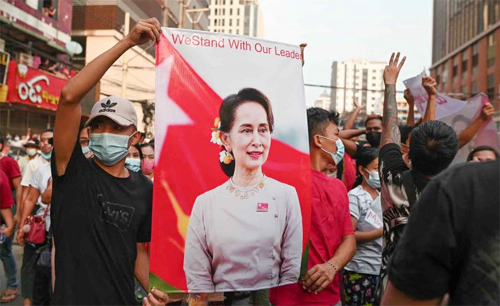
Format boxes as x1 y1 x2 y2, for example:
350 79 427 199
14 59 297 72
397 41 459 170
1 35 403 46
219 150 233 164
210 130 223 146
210 117 223 146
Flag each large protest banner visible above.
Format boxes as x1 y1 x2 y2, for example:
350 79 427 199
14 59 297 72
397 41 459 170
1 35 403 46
150 28 312 294
440 93 500 163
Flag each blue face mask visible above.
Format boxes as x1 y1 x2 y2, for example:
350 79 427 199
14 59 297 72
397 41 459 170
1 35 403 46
319 135 345 165
89 132 135 166
40 150 52 160
364 169 381 189
82 146 91 155
125 158 141 172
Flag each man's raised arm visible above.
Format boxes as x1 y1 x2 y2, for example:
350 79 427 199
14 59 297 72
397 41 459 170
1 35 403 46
380 52 406 148
54 18 161 176
421 76 437 123
403 89 415 127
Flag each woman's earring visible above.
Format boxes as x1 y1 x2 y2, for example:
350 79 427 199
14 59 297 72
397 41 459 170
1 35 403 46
219 150 234 164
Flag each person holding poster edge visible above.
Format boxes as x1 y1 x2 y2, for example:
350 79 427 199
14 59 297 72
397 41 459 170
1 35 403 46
270 108 356 306
53 18 168 306
183 88 303 293
342 147 382 306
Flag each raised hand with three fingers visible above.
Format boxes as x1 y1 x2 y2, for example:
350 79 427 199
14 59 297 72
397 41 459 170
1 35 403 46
383 52 406 85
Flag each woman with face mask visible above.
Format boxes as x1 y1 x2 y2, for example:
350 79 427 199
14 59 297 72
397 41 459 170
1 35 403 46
342 147 382 306
139 143 154 181
125 144 142 173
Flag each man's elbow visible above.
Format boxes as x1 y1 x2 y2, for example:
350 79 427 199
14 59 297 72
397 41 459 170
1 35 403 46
41 195 51 204
59 87 80 105
342 139 357 156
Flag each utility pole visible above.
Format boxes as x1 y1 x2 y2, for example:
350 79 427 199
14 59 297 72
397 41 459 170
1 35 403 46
178 0 209 30
162 0 169 27
178 0 185 28
185 5 210 29
121 12 130 98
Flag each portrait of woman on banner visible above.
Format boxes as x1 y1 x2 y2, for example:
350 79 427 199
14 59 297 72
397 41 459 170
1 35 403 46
183 88 303 292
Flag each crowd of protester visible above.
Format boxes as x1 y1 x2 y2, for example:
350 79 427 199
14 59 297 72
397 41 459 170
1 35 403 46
0 128 154 305
0 17 498 306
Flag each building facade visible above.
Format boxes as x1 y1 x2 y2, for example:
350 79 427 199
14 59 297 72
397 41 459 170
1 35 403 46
208 0 264 38
396 100 421 123
314 90 331 111
430 0 500 128
72 0 166 136
72 0 209 136
0 0 98 136
330 59 386 118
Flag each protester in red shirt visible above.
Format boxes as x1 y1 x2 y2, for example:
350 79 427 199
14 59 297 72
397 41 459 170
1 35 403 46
270 107 356 306
0 136 22 222
341 153 357 190
0 169 14 238
0 136 21 303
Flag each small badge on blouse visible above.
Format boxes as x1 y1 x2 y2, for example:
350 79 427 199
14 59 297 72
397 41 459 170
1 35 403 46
257 203 268 212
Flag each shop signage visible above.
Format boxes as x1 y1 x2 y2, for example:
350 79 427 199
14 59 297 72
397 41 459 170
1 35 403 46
5 60 67 110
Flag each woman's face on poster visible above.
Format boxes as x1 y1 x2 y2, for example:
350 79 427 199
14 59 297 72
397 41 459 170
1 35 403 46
224 102 271 171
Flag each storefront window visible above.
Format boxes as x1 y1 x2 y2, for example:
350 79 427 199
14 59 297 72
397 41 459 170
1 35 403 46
461 50 468 80
462 85 468 99
442 64 449 87
452 56 458 84
42 0 58 19
487 74 495 101
471 81 478 96
472 43 479 75
24 0 58 19
487 33 496 68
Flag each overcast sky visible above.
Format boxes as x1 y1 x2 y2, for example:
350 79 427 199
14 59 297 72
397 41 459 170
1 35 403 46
260 0 434 106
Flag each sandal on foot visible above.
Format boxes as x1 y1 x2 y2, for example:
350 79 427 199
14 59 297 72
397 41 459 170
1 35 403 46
0 291 19 303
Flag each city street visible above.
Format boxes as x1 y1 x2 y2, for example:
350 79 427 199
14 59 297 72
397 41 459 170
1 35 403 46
1 243 24 306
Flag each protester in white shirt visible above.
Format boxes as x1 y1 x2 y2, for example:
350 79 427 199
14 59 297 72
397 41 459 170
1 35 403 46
20 130 53 206
18 140 40 174
18 162 52 306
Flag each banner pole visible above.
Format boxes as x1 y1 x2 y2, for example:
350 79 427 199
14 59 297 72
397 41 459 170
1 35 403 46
121 12 130 98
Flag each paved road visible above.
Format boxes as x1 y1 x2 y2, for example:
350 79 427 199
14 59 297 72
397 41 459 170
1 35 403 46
1 242 24 306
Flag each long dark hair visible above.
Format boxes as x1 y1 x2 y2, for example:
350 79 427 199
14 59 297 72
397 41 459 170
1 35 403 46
139 142 154 160
353 147 379 188
218 88 274 177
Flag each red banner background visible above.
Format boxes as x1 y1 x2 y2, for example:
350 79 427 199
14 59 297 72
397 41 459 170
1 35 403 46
150 36 312 293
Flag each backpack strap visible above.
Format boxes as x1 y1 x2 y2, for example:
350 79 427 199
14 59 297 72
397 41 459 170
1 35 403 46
402 170 417 208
